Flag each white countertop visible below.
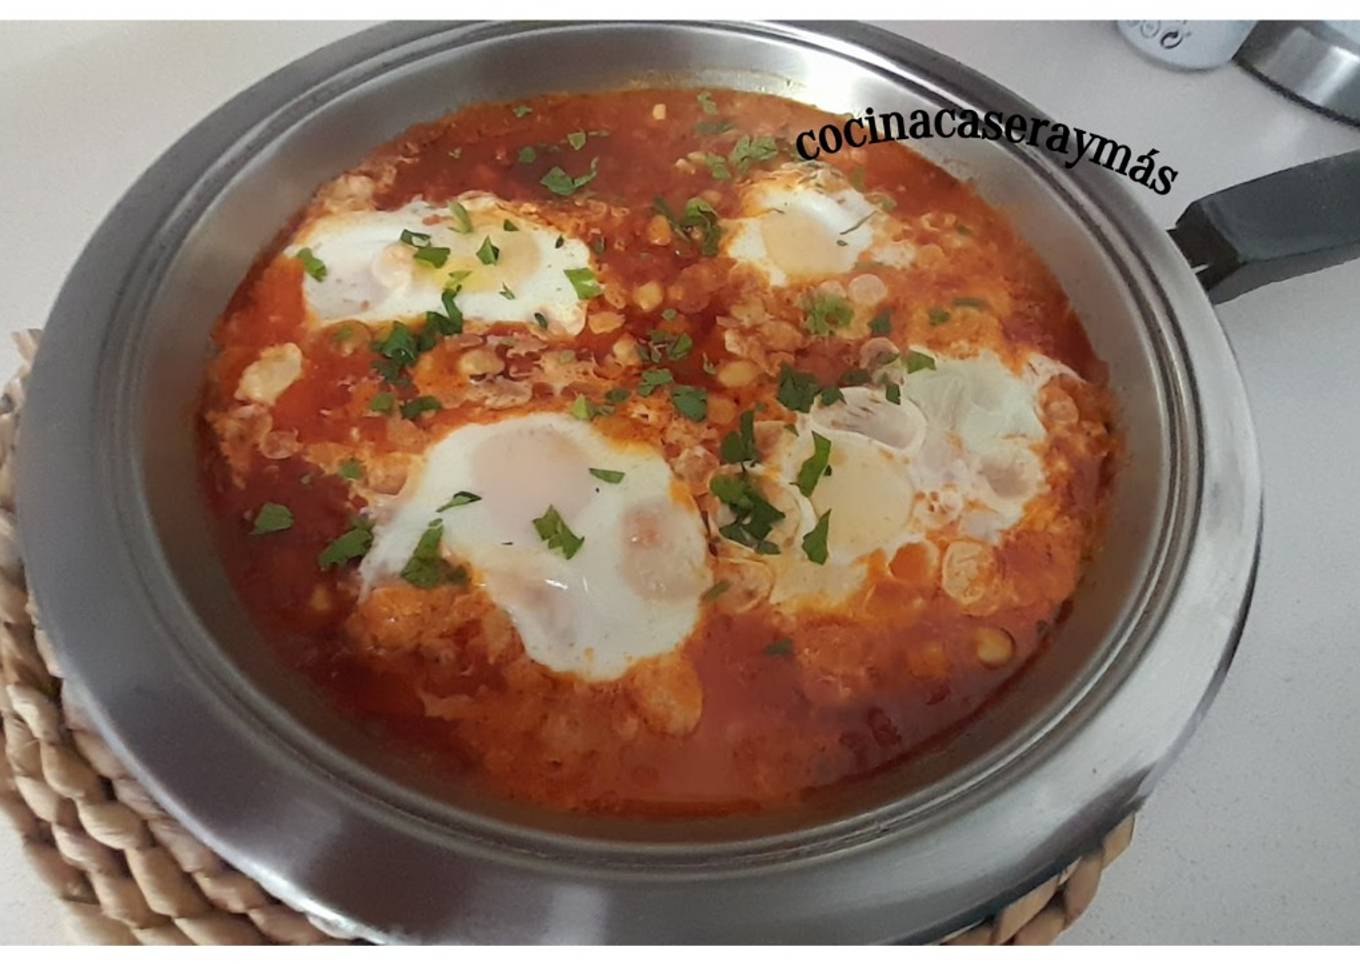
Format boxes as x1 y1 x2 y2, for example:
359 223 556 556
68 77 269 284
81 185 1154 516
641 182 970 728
2 20 1358 945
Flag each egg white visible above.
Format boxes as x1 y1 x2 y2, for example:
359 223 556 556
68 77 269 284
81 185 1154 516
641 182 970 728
285 194 593 335
755 350 1075 608
360 413 711 681
721 166 915 286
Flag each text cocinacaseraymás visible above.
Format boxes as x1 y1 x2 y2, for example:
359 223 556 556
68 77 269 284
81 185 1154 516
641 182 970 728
794 107 1179 196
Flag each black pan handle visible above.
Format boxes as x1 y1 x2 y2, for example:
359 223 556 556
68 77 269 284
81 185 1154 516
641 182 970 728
1169 148 1360 304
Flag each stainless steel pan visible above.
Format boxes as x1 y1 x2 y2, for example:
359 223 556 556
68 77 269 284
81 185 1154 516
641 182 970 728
23 20 1336 942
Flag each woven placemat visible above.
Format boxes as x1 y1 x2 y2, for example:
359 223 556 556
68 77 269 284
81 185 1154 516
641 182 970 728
0 331 1134 945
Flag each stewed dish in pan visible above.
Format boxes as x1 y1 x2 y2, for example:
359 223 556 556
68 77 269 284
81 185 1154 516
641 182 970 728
200 88 1117 816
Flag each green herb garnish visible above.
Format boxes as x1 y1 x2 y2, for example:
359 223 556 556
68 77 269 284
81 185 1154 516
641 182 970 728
764 637 794 658
703 153 731 181
251 502 293 535
540 157 599 196
512 104 533 118
701 580 731 603
369 392 395 413
637 367 674 396
670 385 708 422
400 519 465 589
448 201 473 233
651 196 722 257
728 134 778 175
869 309 892 336
928 308 952 326
905 350 936 373
776 365 821 413
566 130 587 151
318 516 374 569
499 283 516 300
564 267 602 300
295 247 326 281
885 382 902 405
570 394 598 420
476 236 500 265
720 410 759 464
413 245 450 268
532 505 585 560
517 146 537 164
400 395 442 420
697 91 718 115
802 509 831 565
952 296 990 310
437 491 481 510
804 292 854 336
589 468 625 484
337 458 364 481
709 472 784 554
795 432 832 497
400 229 432 248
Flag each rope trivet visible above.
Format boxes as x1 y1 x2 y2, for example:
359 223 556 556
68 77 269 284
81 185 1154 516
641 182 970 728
0 331 1134 944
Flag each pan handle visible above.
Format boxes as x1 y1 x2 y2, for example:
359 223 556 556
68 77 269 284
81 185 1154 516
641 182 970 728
1168 149 1360 304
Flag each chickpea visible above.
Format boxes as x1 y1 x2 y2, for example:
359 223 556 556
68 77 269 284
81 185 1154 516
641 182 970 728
707 394 737 425
588 310 625 334
645 215 673 247
612 334 641 367
906 641 951 680
716 359 759 388
633 281 665 312
651 103 667 120
457 348 505 377
974 626 1015 668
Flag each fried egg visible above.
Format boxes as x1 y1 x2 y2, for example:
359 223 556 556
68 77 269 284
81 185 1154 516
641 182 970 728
749 350 1074 608
359 413 711 680
285 194 593 334
722 166 915 286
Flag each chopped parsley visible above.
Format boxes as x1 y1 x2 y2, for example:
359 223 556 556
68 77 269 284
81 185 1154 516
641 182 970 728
804 292 854 336
534 312 549 330
885 381 902 405
400 519 464 589
764 637 794 658
295 247 326 281
652 196 722 257
728 134 779 175
776 365 821 413
697 91 718 115
368 392 395 413
437 491 481 510
413 245 450 268
372 322 419 383
802 509 831 565
636 367 674 396
570 394 599 420
337 458 364 481
928 307 952 326
953 296 990 310
540 157 599 196
589 467 626 484
661 307 678 321
532 505 585 560
642 329 692 363
564 267 602 300
819 386 845 407
839 211 876 236
499 283 516 300
704 153 731 181
869 309 892 336
839 367 872 387
503 219 519 232
318 516 373 569
476 236 500 265
670 385 708 422
448 201 473 233
400 395 442 420
517 146 537 164
905 350 936 373
512 104 533 118
399 229 432 247
605 387 630 406
701 580 731 603
251 502 293 535
709 472 784 555
566 130 587 151
794 432 832 497
719 409 759 464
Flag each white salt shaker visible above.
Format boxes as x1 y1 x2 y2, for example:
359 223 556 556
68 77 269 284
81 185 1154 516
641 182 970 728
1118 20 1258 70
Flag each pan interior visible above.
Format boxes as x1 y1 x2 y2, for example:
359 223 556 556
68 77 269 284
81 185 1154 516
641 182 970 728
125 22 1177 853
